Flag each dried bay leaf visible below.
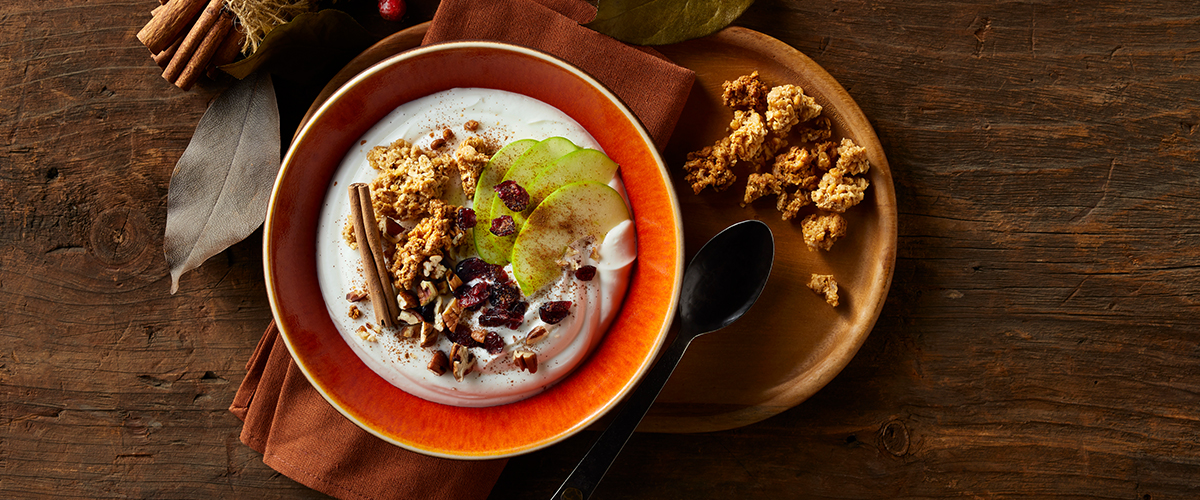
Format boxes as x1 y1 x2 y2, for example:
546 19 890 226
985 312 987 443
165 71 280 293
586 0 756 45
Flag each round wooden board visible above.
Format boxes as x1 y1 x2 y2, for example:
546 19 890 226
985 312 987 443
300 23 896 434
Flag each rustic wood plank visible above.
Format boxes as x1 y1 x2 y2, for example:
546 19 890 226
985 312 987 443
2 0 1199 498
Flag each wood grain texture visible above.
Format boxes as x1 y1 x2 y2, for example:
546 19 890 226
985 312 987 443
2 0 1198 499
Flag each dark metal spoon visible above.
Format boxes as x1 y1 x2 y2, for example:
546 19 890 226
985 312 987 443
553 219 775 500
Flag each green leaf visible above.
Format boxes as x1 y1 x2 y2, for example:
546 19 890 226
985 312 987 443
220 9 378 82
585 0 756 45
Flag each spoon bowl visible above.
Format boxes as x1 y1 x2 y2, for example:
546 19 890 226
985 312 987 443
554 220 774 500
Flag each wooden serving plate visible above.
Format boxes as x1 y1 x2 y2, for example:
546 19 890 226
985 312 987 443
300 23 896 434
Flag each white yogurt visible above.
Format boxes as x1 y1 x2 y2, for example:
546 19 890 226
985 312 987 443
315 88 636 407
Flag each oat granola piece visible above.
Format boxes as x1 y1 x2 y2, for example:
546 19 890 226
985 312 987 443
682 136 738 194
811 169 869 213
779 189 813 220
807 274 839 307
834 137 870 175
342 217 358 249
811 140 837 171
801 212 848 251
368 139 453 221
727 110 768 163
743 173 782 205
745 135 788 173
389 201 461 290
721 71 770 113
765 84 822 136
454 136 492 198
794 116 833 143
771 146 820 190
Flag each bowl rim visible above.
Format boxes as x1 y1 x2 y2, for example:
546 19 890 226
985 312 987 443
262 40 684 459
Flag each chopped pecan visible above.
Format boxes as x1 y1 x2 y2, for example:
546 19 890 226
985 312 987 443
450 344 477 382
525 326 548 344
513 349 538 374
346 290 368 302
440 297 463 331
428 350 449 376
419 322 438 347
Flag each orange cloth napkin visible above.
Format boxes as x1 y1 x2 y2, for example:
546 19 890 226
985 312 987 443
231 1 694 499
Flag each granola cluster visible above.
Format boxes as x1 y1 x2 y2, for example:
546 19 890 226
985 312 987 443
683 72 874 254
684 72 881 308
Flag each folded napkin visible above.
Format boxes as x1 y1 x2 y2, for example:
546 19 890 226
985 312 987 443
231 1 695 499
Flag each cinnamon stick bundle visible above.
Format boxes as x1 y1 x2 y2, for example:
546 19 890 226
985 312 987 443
137 0 206 54
349 184 402 328
162 0 224 84
175 11 233 90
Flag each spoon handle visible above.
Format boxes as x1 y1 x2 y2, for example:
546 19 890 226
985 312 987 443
552 332 694 500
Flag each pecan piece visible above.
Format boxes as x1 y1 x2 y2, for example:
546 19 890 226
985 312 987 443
450 344 477 382
525 325 548 344
419 322 438 347
428 350 449 376
513 349 538 374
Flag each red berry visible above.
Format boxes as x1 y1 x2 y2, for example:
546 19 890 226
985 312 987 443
379 0 405 21
493 180 530 212
483 332 505 354
490 215 516 236
457 207 477 230
539 301 572 324
575 265 597 281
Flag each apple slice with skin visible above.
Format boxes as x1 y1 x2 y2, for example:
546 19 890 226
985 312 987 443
516 148 620 226
481 137 579 264
473 138 537 264
512 181 630 296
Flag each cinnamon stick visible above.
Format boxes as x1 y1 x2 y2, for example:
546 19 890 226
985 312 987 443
153 37 183 69
162 0 223 84
349 185 395 329
211 23 245 66
175 11 233 90
137 0 205 54
355 184 402 326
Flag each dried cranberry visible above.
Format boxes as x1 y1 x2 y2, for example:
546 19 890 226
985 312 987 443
455 257 492 282
489 283 521 309
454 282 490 310
493 180 529 212
457 207 476 230
483 332 504 355
489 266 510 284
575 265 597 281
505 301 528 329
447 325 481 347
479 308 512 328
539 301 572 324
490 215 516 236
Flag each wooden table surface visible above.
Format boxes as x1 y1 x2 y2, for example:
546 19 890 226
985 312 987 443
3 0 1198 498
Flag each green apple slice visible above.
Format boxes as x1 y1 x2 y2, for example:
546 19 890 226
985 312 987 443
473 139 536 264
512 181 630 296
518 148 620 226
482 137 579 264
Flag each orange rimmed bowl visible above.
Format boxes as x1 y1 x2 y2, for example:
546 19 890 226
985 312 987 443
263 41 683 459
